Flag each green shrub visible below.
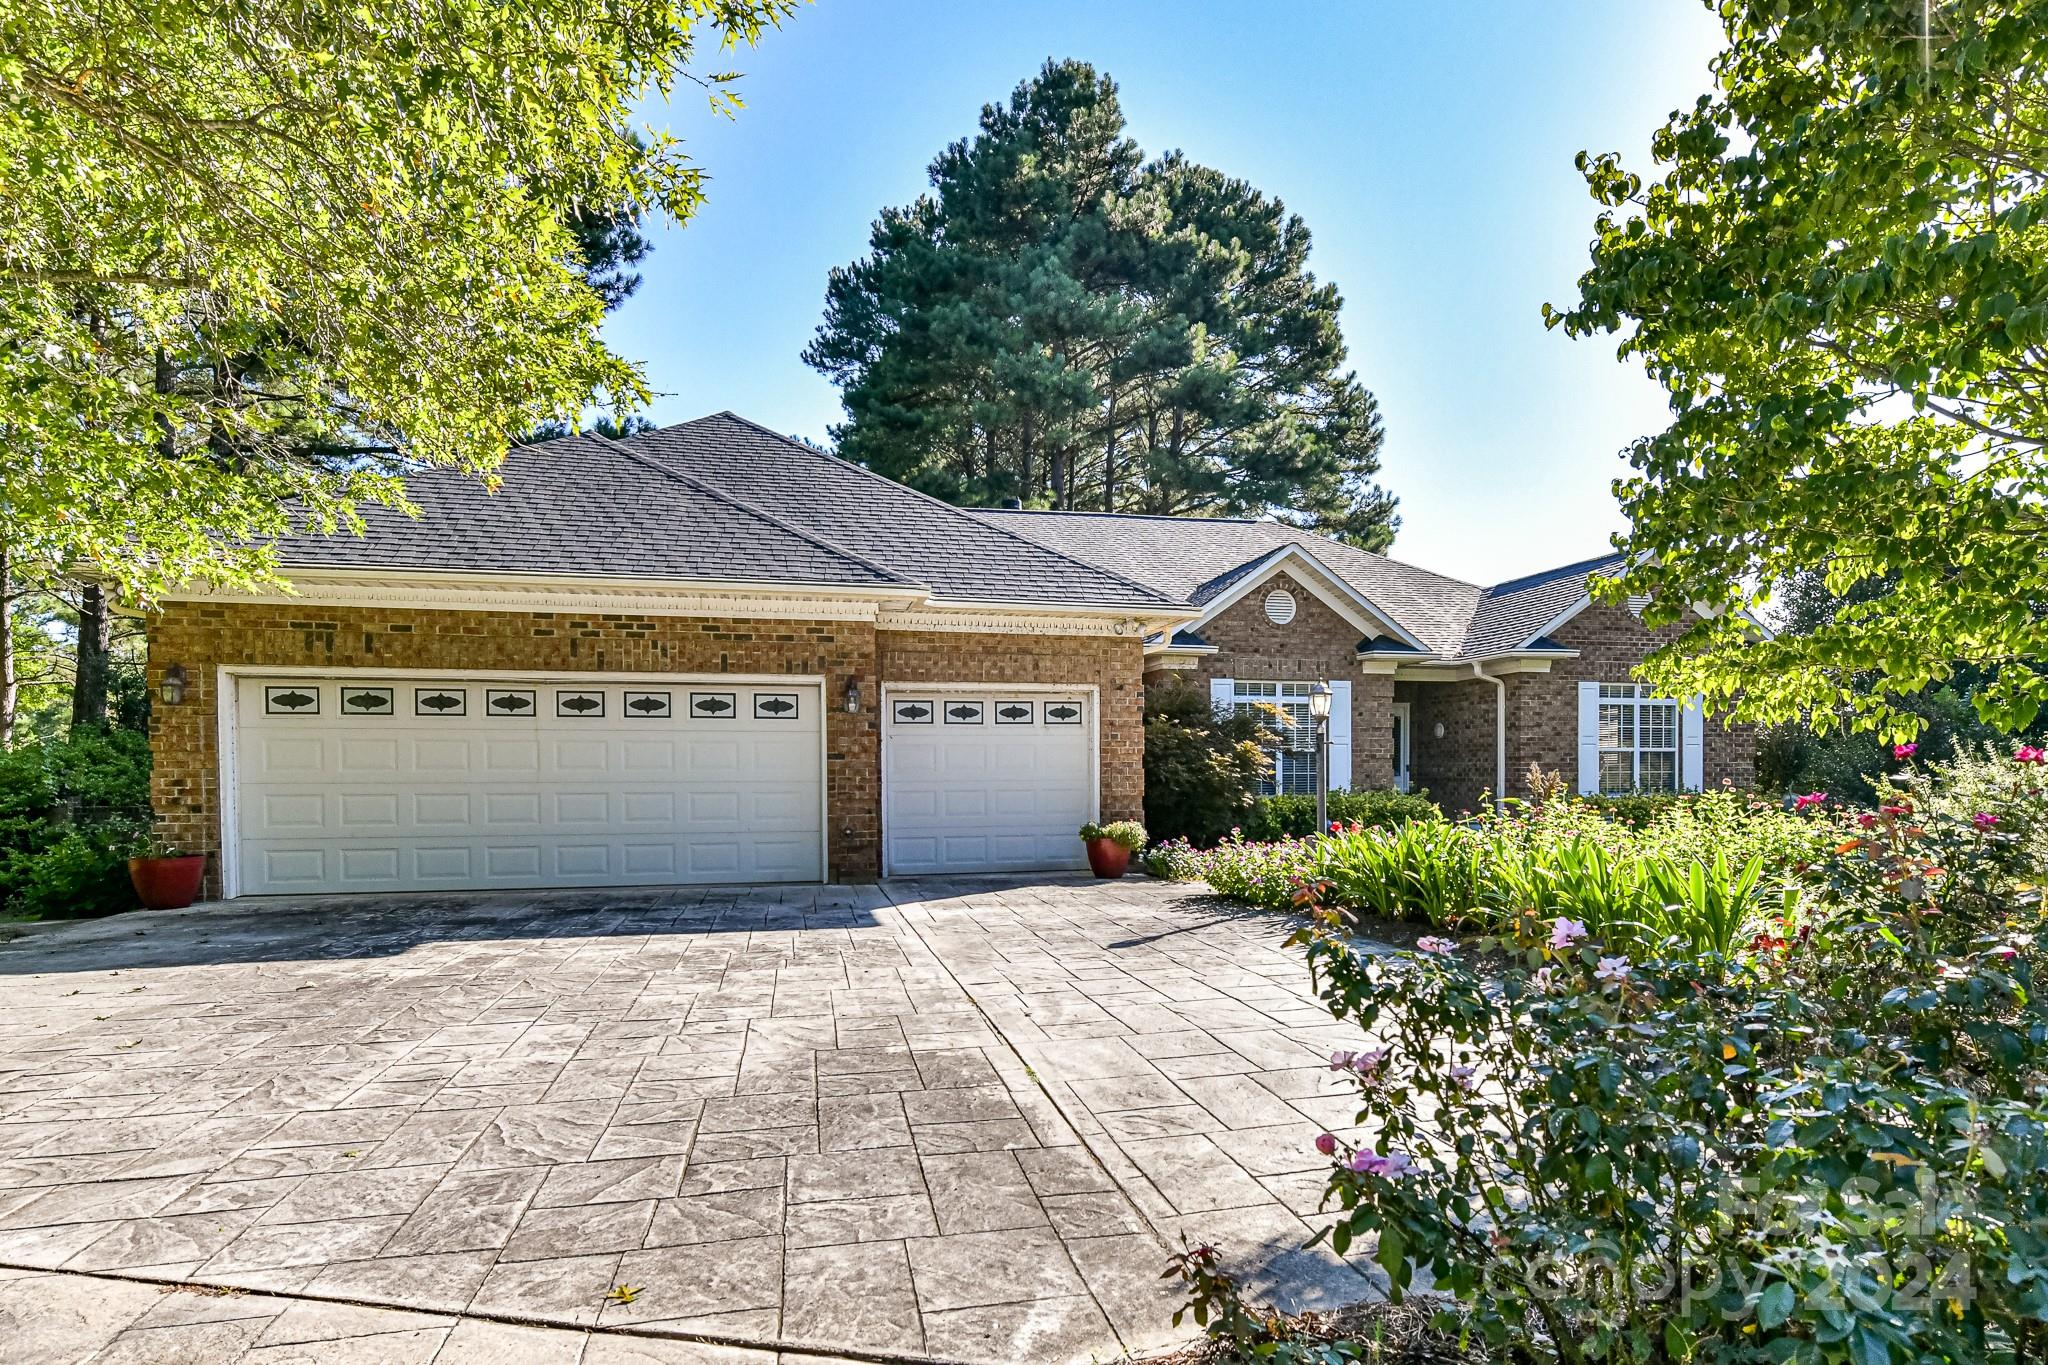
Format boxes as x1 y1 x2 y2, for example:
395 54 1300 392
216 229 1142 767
1141 682 1279 845
1317 819 1484 925
1240 788 1441 841
5 825 143 920
0 727 151 919
1276 750 2048 1364
1079 819 1146 851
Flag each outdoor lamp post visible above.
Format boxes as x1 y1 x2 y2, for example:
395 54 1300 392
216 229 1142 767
1308 681 1333 834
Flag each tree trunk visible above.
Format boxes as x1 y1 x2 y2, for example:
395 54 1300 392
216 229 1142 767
71 580 111 731
1102 388 1120 512
1048 445 1068 510
0 538 16 750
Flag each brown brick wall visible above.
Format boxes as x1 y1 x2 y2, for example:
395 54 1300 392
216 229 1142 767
876 629 1146 823
146 602 1150 894
1398 603 1758 814
1397 677 1501 817
1180 571 1395 791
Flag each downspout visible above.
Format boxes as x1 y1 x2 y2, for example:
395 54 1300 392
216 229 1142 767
1472 662 1506 811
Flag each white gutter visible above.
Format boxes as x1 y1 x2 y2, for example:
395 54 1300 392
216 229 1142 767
1472 661 1507 812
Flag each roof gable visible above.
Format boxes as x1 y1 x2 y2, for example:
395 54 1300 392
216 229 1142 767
1184 544 1432 652
1459 552 1627 657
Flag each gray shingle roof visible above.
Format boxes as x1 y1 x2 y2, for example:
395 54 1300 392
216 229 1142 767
266 410 1618 645
971 508 1619 660
272 434 912 588
969 509 1487 655
1458 553 1625 657
623 415 1180 610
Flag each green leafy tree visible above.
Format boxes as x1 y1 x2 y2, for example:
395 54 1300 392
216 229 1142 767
806 60 1396 546
0 0 795 609
1142 681 1279 845
1547 0 2048 738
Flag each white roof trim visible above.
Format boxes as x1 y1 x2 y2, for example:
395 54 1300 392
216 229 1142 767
1185 545 1431 652
1518 592 1596 649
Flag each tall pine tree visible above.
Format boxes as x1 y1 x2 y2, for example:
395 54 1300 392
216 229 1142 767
805 60 1396 547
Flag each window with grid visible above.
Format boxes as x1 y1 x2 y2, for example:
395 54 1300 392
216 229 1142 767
1596 683 1679 794
1232 681 1320 797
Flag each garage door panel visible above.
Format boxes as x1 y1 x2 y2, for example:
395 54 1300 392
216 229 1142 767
337 738 400 774
485 741 541 773
550 740 611 774
339 847 400 882
256 847 328 888
253 737 326 780
554 844 612 877
406 739 471 774
256 792 327 832
749 789 813 824
884 692 1092 875
338 792 401 830
621 792 676 825
941 789 988 819
481 792 541 828
416 847 473 880
233 677 822 894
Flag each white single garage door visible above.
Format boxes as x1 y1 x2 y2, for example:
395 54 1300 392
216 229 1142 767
882 690 1094 875
229 675 823 895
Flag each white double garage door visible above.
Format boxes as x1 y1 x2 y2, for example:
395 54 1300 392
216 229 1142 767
225 673 1093 895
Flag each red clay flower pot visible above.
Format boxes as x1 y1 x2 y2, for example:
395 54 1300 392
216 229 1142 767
128 855 206 910
1084 837 1131 879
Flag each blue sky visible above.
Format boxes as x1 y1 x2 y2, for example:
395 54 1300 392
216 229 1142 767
608 1 1726 586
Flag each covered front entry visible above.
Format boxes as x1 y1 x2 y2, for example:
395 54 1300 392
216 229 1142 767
225 672 825 895
880 687 1096 875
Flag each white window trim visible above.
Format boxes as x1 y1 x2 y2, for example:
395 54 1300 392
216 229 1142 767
1389 701 1412 794
1230 680 1324 798
1582 682 1684 796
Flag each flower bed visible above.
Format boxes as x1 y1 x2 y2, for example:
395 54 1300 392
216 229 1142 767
1149 788 1826 955
1171 746 2048 1362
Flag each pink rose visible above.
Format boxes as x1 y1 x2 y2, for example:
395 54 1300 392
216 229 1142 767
1314 1132 1338 1156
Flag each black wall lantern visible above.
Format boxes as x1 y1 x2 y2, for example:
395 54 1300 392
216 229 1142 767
844 677 862 713
160 664 188 705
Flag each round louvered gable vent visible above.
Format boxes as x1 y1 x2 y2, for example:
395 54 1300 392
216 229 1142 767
1263 588 1297 625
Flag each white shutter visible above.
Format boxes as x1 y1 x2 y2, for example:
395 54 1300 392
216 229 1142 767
1327 680 1352 792
1209 676 1234 720
1680 695 1705 791
1576 682 1601 795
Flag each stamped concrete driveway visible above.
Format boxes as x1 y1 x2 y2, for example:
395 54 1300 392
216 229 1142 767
0 878 1382 1364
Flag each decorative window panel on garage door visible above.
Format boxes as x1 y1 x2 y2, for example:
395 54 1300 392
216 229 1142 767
229 676 824 894
882 690 1094 875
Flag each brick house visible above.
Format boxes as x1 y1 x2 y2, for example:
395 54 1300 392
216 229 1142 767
977 512 1758 818
147 412 1753 897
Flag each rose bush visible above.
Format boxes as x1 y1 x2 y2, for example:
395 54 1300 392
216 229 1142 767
1272 749 2048 1364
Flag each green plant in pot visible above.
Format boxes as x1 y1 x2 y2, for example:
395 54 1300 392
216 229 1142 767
125 827 207 911
1079 820 1146 879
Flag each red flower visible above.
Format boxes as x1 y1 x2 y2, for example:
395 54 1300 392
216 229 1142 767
1893 742 1918 760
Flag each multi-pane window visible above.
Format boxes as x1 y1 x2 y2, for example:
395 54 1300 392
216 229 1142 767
1233 681 1320 797
1596 683 1679 794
